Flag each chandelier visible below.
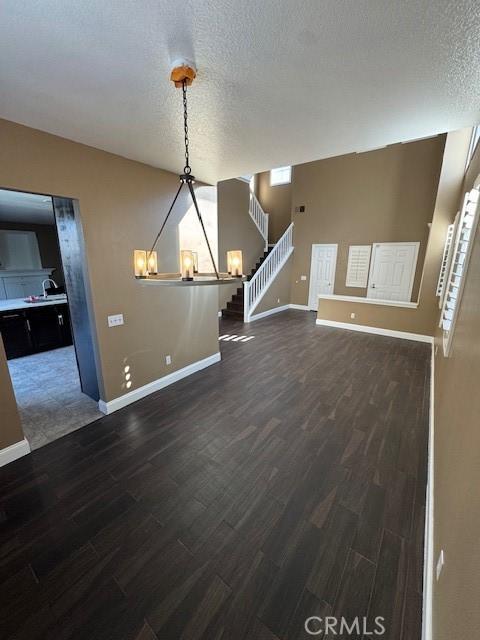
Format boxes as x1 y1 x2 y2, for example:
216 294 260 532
134 61 243 286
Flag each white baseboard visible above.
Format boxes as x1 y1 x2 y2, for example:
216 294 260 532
315 318 433 344
248 304 290 322
422 343 435 640
98 352 221 415
0 438 31 468
288 304 310 311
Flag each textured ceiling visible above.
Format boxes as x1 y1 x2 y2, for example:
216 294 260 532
0 190 54 225
0 1 479 184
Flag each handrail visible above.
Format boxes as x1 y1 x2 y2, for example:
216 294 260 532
249 192 269 252
243 222 294 322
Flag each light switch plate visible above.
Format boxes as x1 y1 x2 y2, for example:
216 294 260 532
300 275 307 281
108 314 124 327
350 312 356 319
165 355 172 365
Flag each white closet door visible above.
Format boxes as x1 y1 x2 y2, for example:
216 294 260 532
367 242 419 301
308 244 338 309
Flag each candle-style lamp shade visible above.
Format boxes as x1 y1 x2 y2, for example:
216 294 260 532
180 250 195 281
227 250 243 277
134 250 148 278
147 250 158 275
192 251 199 274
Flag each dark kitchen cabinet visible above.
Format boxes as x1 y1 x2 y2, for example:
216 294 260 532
28 307 64 352
0 312 32 359
56 305 73 347
0 304 73 359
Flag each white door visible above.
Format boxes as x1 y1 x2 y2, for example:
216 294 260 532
367 242 419 301
308 244 338 310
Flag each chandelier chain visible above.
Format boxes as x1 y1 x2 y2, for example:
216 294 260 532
182 80 191 174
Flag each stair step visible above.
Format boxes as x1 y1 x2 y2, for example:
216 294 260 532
227 304 243 314
221 308 243 319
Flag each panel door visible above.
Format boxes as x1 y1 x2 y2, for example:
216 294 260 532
308 244 338 310
367 243 419 301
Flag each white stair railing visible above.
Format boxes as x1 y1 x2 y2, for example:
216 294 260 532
243 223 294 322
249 192 269 251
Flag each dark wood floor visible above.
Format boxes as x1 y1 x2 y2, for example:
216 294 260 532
0 310 430 640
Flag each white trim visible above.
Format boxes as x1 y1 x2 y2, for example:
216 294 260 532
308 244 338 310
98 352 221 415
318 293 418 309
315 318 433 343
288 304 310 311
248 304 290 322
367 242 420 302
422 343 435 640
0 438 31 468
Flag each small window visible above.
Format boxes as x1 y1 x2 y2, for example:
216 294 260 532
270 166 292 186
440 187 480 356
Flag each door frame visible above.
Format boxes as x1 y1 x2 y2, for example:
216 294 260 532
367 241 420 302
308 243 338 310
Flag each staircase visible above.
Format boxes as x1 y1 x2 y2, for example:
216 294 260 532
221 186 293 322
221 247 274 319
221 222 294 322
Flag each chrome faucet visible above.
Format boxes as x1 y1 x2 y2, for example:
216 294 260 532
42 278 58 299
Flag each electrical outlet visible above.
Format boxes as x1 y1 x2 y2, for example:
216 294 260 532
350 312 356 319
300 275 307 281
277 298 280 303
108 314 124 327
436 549 445 581
165 355 172 365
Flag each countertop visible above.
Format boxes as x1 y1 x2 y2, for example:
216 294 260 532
0 296 68 313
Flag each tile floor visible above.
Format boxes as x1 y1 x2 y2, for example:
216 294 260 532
8 346 103 450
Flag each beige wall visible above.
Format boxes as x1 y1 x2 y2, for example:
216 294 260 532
0 221 64 287
253 255 293 315
432 140 480 640
256 171 292 243
316 129 471 337
217 178 265 310
291 136 446 305
0 118 219 412
0 339 24 449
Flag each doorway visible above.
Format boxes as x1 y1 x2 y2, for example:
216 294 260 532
0 188 101 450
367 242 419 301
308 244 338 310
